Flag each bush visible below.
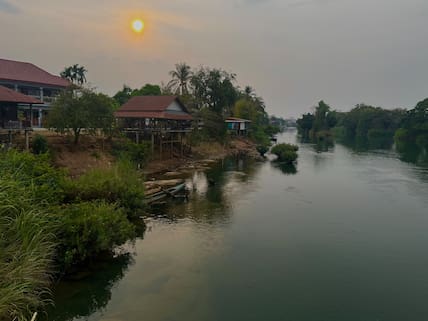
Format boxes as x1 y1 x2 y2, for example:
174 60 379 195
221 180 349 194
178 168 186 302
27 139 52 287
32 134 49 155
112 139 150 167
65 160 145 219
0 150 66 204
57 201 136 270
256 145 269 156
271 143 299 163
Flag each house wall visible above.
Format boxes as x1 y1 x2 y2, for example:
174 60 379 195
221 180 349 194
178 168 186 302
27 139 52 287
0 102 18 128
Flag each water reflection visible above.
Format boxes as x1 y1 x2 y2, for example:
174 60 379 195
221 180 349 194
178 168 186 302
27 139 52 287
165 157 261 224
270 162 297 175
45 253 135 321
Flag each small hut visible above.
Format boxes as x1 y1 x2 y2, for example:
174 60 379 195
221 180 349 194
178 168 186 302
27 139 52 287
114 96 193 159
225 117 251 136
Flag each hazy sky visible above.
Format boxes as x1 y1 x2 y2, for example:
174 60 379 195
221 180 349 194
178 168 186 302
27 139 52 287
1 0 428 117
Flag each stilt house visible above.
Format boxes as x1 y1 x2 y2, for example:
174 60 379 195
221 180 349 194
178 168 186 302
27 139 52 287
114 96 193 159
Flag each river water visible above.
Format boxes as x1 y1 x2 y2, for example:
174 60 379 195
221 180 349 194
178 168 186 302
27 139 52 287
48 130 428 321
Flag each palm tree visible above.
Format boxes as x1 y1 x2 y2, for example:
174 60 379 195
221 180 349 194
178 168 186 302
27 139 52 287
168 63 192 95
76 65 87 85
244 86 254 98
60 64 87 85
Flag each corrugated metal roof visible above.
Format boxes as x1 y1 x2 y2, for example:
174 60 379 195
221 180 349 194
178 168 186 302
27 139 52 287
0 85 42 104
0 58 70 88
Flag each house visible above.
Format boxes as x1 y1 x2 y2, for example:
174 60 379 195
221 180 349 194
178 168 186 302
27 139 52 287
0 58 70 127
225 117 251 136
114 96 193 159
0 85 42 129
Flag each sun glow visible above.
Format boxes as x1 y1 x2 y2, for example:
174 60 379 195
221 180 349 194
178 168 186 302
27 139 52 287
132 19 145 33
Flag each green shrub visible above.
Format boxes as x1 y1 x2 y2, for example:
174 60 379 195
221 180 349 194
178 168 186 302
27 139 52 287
0 150 66 204
112 140 150 167
32 134 49 155
256 145 269 156
56 201 136 270
271 143 299 163
65 160 145 219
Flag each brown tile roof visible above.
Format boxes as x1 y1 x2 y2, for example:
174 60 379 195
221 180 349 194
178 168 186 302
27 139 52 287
0 58 70 88
115 96 192 121
0 85 42 104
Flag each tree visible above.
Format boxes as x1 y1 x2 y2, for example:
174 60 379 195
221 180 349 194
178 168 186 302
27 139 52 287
113 84 161 106
190 66 238 114
48 88 115 144
60 64 87 85
395 98 428 150
168 63 192 95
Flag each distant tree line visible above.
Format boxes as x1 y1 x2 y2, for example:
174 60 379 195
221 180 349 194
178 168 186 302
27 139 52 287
296 99 428 162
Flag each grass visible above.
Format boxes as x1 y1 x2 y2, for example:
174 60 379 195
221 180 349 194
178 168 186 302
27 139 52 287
0 180 56 321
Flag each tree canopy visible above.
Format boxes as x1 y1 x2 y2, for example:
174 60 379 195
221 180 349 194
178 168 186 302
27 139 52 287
60 64 87 85
48 88 116 144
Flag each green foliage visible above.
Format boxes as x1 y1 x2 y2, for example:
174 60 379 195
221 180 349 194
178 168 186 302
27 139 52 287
0 150 145 318
339 104 405 144
60 64 87 85
113 84 162 106
112 139 150 167
0 177 56 321
0 150 65 204
297 113 315 138
65 161 146 219
190 66 238 114
48 88 116 144
57 201 135 269
297 101 337 141
168 63 192 95
256 145 269 156
271 143 299 163
32 134 49 155
196 109 227 141
395 98 428 149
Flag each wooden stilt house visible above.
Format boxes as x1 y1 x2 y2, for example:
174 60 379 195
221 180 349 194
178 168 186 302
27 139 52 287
114 96 193 159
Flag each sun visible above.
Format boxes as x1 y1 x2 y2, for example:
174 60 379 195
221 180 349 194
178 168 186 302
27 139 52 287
132 19 145 33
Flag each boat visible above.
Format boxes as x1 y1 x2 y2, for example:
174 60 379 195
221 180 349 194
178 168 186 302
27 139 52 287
145 183 187 205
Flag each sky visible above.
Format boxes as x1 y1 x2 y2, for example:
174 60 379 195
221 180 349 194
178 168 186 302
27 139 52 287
1 0 428 118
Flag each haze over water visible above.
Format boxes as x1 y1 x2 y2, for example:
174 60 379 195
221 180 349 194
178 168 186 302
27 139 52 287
49 130 428 321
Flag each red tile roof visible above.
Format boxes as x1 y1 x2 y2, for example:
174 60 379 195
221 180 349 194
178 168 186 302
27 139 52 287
0 85 42 104
0 58 70 88
115 96 192 121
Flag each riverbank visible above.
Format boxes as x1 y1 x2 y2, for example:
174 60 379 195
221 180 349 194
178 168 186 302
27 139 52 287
143 137 262 177
25 131 262 178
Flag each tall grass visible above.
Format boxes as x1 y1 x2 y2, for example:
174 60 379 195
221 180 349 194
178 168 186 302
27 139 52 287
0 180 56 321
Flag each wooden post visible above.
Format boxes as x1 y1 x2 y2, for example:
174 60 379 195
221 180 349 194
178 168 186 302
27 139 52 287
151 133 154 155
180 133 183 157
8 130 12 147
29 104 33 127
135 131 139 144
160 135 163 160
25 130 30 151
170 133 173 158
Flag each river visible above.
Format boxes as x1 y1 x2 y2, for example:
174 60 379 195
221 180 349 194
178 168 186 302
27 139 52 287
47 130 428 321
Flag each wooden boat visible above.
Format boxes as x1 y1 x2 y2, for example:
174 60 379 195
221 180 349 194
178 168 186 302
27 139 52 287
145 183 187 205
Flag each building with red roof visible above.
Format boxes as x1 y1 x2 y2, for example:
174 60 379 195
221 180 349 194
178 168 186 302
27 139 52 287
115 96 193 159
0 85 42 129
115 96 193 121
0 58 70 127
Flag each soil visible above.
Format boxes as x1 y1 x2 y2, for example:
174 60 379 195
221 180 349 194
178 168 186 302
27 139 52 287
22 131 262 178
